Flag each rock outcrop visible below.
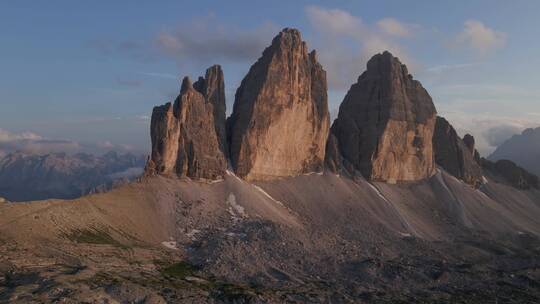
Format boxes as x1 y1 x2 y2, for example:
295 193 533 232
149 71 227 180
463 133 481 163
193 65 228 157
481 158 539 190
433 117 483 188
328 51 436 183
227 28 330 181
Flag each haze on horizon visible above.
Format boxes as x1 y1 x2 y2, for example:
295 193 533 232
1 1 539 157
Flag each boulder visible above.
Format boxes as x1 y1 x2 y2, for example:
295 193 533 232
328 51 436 183
148 72 227 180
433 117 483 188
228 28 330 180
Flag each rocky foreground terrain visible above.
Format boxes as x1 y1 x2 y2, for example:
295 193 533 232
1 171 540 303
1 28 540 303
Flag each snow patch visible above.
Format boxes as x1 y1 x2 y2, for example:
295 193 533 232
226 170 244 183
482 176 488 185
161 241 178 250
366 182 390 203
302 171 324 176
252 184 284 206
186 229 201 238
226 193 248 219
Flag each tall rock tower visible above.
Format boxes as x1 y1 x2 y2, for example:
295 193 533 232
329 51 437 183
228 28 330 181
148 67 227 180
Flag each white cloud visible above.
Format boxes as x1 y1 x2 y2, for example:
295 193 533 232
376 18 412 37
0 129 42 142
0 129 143 157
305 6 364 37
455 20 506 55
439 111 536 156
138 72 178 80
155 16 277 65
424 62 482 74
433 83 540 155
305 6 418 90
107 167 144 180
97 141 115 149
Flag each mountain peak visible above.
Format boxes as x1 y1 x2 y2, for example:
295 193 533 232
180 76 194 94
328 50 436 182
227 28 329 180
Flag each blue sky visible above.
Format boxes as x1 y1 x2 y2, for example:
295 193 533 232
1 1 539 156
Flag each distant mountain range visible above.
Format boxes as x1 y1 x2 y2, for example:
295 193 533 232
0 151 146 201
489 127 540 176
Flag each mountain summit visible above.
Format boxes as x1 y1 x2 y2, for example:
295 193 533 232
227 28 330 181
328 51 437 183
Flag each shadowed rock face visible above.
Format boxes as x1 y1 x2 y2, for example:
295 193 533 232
149 72 227 180
328 51 436 183
463 134 475 154
193 65 228 157
227 28 330 181
463 133 481 163
433 117 483 188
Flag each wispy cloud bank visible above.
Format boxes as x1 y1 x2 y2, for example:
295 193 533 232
155 16 277 66
376 18 415 37
305 6 418 90
425 62 483 74
0 128 143 157
434 82 540 155
453 20 507 55
138 72 178 80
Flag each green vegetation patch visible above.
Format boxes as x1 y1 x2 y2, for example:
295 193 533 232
159 261 198 279
64 228 129 249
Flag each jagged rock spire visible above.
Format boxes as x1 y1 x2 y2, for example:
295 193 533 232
227 28 330 181
148 67 227 180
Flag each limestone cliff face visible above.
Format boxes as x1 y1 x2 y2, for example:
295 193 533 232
328 51 436 183
193 65 227 157
227 28 330 181
148 70 227 180
433 117 483 188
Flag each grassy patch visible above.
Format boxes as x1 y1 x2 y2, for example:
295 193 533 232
159 261 198 279
156 260 262 301
211 282 259 301
64 228 129 249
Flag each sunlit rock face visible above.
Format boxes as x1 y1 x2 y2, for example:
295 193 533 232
228 28 330 181
328 51 437 183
